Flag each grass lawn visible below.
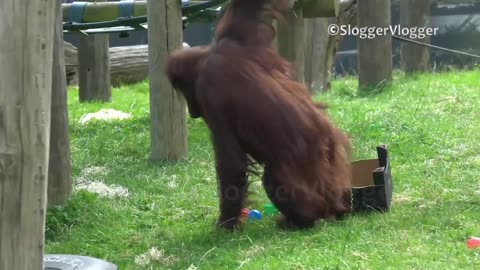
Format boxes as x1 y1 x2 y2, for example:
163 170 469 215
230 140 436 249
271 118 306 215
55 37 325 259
45 69 480 269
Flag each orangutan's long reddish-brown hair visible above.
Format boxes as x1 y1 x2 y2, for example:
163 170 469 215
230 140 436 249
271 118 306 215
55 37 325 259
166 0 351 230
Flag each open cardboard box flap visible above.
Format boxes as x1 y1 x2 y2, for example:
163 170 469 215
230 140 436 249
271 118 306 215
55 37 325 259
351 159 381 188
347 145 393 212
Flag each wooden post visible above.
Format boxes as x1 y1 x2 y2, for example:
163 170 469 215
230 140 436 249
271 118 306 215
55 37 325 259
302 0 337 18
78 0 112 102
304 18 333 93
0 0 55 269
277 3 306 84
400 0 432 74
304 0 357 93
272 20 279 51
357 0 392 91
147 0 188 161
304 19 314 90
48 0 73 205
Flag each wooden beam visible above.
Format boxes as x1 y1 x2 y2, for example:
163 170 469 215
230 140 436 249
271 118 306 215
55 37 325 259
61 0 226 24
357 0 393 91
78 0 112 102
48 0 73 206
62 1 147 23
0 0 55 269
147 0 188 161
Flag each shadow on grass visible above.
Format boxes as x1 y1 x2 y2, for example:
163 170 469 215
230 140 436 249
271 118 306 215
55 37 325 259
44 189 480 269
164 198 480 248
45 191 98 242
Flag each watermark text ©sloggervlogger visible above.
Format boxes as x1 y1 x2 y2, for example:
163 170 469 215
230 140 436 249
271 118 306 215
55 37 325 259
328 24 439 39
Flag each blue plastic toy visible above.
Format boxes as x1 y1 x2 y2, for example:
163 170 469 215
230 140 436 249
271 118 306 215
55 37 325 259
248 210 262 221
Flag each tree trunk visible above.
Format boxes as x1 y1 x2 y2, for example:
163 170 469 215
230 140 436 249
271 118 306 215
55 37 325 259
277 3 305 84
0 0 55 269
65 44 195 87
109 45 149 86
147 0 188 161
400 0 432 74
48 0 73 206
357 0 392 92
78 0 112 102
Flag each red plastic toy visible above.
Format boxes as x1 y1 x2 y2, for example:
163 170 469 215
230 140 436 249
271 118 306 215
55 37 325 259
240 208 250 218
467 237 480 249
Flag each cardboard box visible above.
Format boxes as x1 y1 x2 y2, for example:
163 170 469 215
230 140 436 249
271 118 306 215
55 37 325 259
347 145 393 213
